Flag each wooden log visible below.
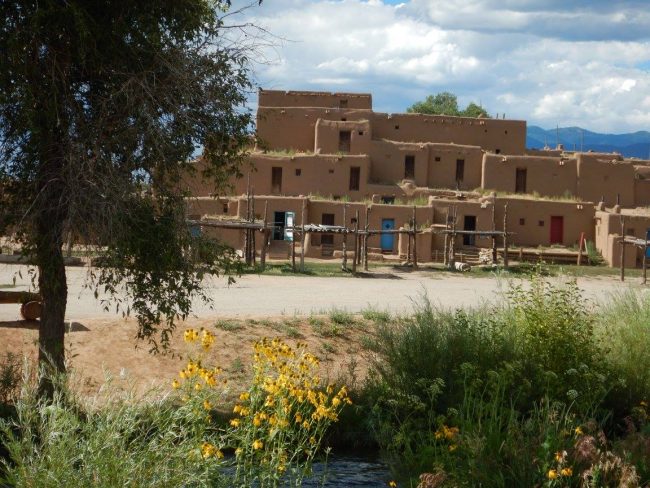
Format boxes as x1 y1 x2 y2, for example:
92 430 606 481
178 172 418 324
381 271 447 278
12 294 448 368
643 237 647 285
412 205 418 269
300 199 306 273
261 201 268 271
502 203 509 269
491 202 497 263
620 217 626 282
577 232 585 266
363 206 370 271
341 204 347 271
0 291 42 304
352 210 359 273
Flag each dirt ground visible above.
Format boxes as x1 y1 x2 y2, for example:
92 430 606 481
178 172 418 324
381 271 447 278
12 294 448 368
0 261 646 401
0 314 372 401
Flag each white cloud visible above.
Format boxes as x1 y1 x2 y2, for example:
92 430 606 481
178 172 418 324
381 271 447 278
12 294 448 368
233 0 650 132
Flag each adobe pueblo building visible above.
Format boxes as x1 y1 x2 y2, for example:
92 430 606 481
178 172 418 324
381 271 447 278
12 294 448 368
182 89 650 270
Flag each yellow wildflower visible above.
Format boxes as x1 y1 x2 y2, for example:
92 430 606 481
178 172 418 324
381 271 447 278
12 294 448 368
203 400 212 410
548 469 558 480
172 379 180 389
574 426 584 436
201 442 215 458
389 482 397 488
239 392 250 401
560 467 573 477
252 439 263 450
230 418 240 427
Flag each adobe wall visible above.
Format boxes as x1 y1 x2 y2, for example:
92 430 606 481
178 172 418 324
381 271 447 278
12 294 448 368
576 153 634 207
429 199 495 252
370 113 526 155
258 90 372 109
495 198 595 247
595 209 650 268
634 166 650 206
244 154 371 198
369 140 430 187
314 119 371 155
256 107 372 152
427 143 483 191
482 154 578 197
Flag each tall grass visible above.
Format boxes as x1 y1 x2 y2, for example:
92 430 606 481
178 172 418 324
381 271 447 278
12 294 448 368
361 276 649 486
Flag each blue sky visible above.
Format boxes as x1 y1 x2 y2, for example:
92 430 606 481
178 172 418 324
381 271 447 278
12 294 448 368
232 0 650 133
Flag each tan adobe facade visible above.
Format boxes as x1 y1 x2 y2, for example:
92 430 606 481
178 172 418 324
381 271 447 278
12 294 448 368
182 89 650 268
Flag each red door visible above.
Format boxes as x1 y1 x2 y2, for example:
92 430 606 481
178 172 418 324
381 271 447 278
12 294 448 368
550 216 564 244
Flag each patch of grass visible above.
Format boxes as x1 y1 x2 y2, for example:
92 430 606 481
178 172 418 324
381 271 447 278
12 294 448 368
327 308 356 326
229 357 245 374
241 261 380 278
361 307 391 324
321 342 336 355
214 319 244 332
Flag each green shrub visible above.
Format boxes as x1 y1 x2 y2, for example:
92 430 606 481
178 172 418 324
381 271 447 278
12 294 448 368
361 307 391 324
327 308 356 326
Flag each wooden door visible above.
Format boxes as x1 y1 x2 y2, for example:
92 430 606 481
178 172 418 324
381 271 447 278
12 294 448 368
550 216 564 244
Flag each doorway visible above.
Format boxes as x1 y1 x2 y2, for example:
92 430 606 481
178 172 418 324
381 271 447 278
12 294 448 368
321 213 335 245
550 216 564 244
381 219 395 251
515 168 527 193
463 215 476 246
273 211 285 240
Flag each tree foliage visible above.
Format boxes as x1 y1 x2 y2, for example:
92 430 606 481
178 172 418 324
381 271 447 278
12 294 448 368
0 0 254 380
407 92 490 118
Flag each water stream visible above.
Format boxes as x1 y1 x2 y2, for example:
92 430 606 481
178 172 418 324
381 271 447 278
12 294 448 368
301 454 393 487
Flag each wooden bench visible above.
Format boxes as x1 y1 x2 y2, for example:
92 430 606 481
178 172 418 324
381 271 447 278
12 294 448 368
0 291 42 320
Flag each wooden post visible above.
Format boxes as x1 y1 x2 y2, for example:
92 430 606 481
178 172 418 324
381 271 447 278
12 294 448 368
342 204 348 271
251 188 256 265
412 205 418 269
503 203 509 269
363 206 370 271
449 207 456 268
352 210 359 273
577 232 585 266
620 217 626 282
491 202 497 263
261 201 268 271
406 224 412 264
245 172 252 266
443 207 449 266
643 236 647 285
291 231 296 272
300 199 306 273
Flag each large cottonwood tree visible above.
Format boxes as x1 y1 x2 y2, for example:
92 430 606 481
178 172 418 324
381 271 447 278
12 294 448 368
0 0 252 390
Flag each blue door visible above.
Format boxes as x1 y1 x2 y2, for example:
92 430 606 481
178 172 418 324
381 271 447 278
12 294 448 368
381 219 395 251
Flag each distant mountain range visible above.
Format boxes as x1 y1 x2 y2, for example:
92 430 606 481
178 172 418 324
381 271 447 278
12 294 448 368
526 126 650 159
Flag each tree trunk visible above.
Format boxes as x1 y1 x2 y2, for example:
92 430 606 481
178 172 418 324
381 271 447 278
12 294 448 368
36 209 68 397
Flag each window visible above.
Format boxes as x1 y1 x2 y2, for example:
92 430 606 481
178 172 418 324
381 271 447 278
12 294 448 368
515 168 527 193
341 117 347 121
271 167 282 193
404 155 415 179
295 168 302 176
455 159 465 184
394 125 400 130
349 166 360 191
328 169 334 174
495 149 501 154
222 203 229 213
538 220 545 227
338 130 351 153
434 156 441 162
519 218 525 225
381 196 395 204
358 131 364 136
339 99 348 109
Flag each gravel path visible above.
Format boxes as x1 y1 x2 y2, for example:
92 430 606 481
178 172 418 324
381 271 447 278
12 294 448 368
0 263 644 321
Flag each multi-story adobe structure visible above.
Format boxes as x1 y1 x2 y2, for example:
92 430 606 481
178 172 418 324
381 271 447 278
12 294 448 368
182 89 650 269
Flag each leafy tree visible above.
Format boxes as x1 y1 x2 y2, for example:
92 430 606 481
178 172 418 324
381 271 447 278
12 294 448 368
407 92 490 118
461 102 490 118
0 0 253 394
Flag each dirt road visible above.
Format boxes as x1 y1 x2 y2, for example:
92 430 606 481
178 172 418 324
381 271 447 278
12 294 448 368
0 263 642 321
